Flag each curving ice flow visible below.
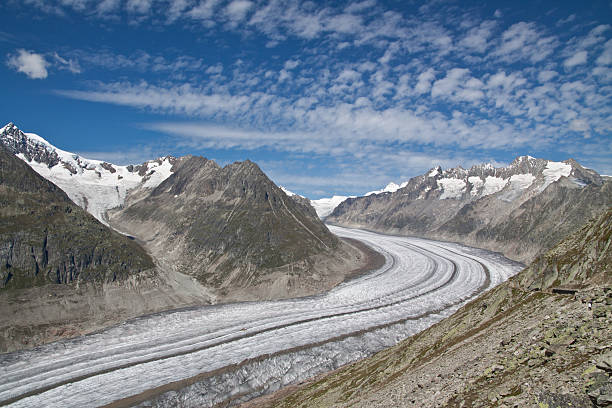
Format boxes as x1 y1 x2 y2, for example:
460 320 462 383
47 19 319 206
0 226 523 407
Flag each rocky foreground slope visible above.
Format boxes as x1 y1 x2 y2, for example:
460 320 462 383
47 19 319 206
328 156 612 264
248 207 612 408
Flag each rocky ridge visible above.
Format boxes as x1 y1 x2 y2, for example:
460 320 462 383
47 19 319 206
0 143 210 352
0 143 154 289
1 123 368 303
328 156 612 263
246 207 612 408
107 155 362 301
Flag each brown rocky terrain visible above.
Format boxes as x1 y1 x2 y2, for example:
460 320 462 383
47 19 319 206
0 143 211 352
245 207 612 408
0 124 375 352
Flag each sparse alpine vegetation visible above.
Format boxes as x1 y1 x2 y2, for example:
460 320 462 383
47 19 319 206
248 208 612 408
0 143 155 289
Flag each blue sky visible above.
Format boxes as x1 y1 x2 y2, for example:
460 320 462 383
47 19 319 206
1 0 611 198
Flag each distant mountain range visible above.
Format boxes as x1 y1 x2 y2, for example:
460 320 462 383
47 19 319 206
324 155 612 263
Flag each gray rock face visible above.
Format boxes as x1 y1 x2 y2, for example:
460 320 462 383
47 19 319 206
328 156 612 263
0 144 155 289
108 155 340 289
0 123 61 167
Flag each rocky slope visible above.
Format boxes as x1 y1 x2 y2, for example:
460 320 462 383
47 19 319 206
0 143 154 289
0 143 211 352
107 155 365 301
328 156 612 263
247 207 612 408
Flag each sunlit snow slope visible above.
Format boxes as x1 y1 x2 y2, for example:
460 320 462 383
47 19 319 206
0 226 522 408
0 123 175 225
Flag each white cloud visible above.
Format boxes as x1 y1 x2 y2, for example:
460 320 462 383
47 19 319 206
563 50 587 68
96 0 120 14
596 39 612 65
494 22 556 63
167 0 192 22
459 20 496 53
126 0 152 14
284 59 299 70
7 49 49 79
187 0 219 20
537 70 558 82
569 118 589 133
53 52 81 73
225 0 253 22
431 68 483 102
414 68 435 94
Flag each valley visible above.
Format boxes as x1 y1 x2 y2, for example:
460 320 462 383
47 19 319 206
0 226 522 408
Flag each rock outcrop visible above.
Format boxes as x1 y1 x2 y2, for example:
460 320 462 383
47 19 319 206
107 155 355 298
1 123 368 303
0 137 211 353
0 143 154 289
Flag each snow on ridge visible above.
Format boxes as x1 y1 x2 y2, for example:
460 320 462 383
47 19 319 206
437 178 466 199
468 176 484 196
541 161 572 190
509 173 535 190
428 166 442 177
482 176 508 196
280 186 297 197
366 181 408 196
310 195 353 218
4 125 175 225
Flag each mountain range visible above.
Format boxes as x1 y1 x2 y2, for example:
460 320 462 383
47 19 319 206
325 155 612 263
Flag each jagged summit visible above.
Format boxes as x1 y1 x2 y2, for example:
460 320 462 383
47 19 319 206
0 122 178 224
328 155 611 263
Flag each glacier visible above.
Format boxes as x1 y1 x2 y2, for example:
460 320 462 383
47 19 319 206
0 226 523 408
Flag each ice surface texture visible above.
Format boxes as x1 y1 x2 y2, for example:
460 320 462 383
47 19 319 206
0 226 522 407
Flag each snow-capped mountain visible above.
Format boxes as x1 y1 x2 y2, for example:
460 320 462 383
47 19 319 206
327 156 611 263
310 180 408 219
0 123 176 224
1 123 357 302
310 195 354 218
365 181 409 196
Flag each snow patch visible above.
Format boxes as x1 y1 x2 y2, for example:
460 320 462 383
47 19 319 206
310 195 352 218
541 161 572 190
9 130 175 224
509 173 535 190
437 178 466 200
365 181 408 196
482 176 508 196
280 186 296 197
428 166 442 177
468 176 483 196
